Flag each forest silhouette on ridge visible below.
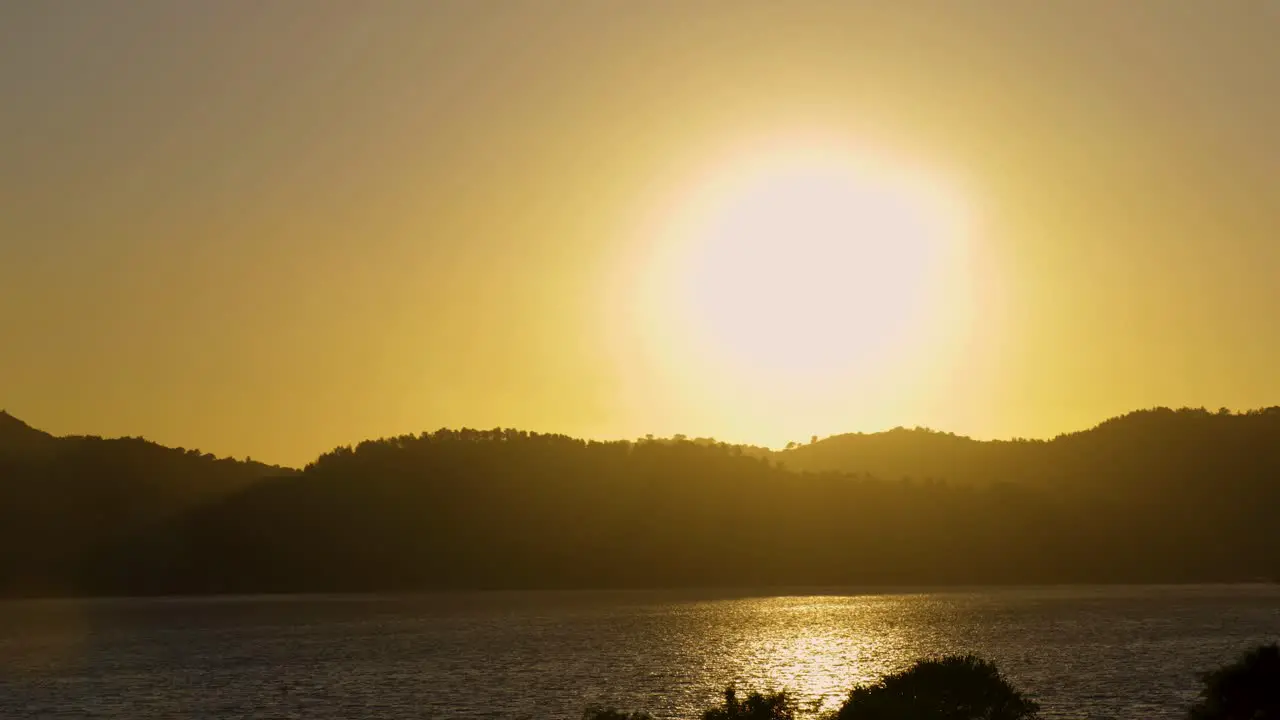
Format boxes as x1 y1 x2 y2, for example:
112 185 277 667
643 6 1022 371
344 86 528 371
1 406 1277 597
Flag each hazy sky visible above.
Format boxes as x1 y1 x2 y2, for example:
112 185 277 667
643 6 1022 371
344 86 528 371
3 1 1279 466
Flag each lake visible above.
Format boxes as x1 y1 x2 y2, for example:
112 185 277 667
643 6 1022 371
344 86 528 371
1 585 1277 719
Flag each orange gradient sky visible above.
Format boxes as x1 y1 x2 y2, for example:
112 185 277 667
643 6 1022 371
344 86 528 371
3 1 1279 466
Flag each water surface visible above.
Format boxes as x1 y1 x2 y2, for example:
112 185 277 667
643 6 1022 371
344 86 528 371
1 585 1277 719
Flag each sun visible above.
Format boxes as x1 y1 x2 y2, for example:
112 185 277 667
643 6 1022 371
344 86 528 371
663 143 969 384
605 134 978 444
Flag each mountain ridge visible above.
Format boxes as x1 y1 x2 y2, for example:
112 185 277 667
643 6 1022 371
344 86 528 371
0 409 56 453
5 404 1280 480
2 405 1278 596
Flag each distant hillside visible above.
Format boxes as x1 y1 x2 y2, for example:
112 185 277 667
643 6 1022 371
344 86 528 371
0 410 56 455
0 412 294 596
2 407 1279 596
776 407 1280 499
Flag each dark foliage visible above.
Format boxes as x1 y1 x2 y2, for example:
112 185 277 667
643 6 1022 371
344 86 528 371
2 406 1280 595
0 411 292 596
833 655 1038 720
702 687 796 720
586 657 1035 720
1188 644 1280 720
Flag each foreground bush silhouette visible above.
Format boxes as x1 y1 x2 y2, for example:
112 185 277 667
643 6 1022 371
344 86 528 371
702 687 796 720
582 688 794 720
1188 643 1280 720
585 657 1034 720
832 655 1039 720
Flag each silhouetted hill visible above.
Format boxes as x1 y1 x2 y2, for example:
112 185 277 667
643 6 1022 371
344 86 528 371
777 407 1280 499
0 409 56 456
0 414 294 596
2 407 1278 596
774 426 995 481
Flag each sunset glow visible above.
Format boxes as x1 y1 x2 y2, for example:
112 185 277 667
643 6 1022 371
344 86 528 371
4 4 1280 717
675 141 970 380
612 136 981 447
3 2 1279 462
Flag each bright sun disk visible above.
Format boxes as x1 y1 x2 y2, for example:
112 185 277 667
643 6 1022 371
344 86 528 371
670 144 968 383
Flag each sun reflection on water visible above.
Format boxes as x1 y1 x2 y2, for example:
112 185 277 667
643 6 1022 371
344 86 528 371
685 595 943 716
6 587 1280 718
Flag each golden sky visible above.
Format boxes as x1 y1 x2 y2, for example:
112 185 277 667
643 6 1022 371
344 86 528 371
3 1 1279 466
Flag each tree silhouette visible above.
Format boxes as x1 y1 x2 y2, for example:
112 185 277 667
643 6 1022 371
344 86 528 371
702 687 795 720
1188 644 1280 720
3 407 1280 595
833 655 1039 720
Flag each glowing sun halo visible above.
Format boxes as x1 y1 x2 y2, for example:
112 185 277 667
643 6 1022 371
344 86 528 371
661 145 970 384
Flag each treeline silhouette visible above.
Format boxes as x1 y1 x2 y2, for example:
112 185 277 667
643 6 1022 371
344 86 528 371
591 655 1039 720
1 407 1278 596
0 411 291 596
586 644 1280 720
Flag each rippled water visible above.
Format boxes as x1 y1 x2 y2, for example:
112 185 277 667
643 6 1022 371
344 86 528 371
1 585 1277 719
